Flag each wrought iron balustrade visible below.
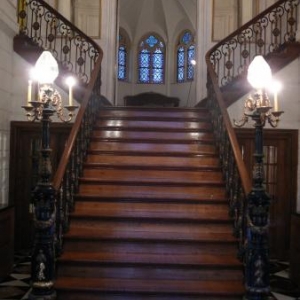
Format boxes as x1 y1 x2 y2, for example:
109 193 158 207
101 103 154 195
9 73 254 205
205 0 299 296
18 0 101 84
17 0 103 259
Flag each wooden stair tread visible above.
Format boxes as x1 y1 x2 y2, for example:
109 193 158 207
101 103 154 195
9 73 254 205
95 120 212 130
66 225 237 242
55 277 244 295
81 169 224 185
85 155 221 170
89 141 216 154
78 185 227 200
59 251 242 267
98 107 209 119
72 202 230 221
82 166 224 183
91 130 214 143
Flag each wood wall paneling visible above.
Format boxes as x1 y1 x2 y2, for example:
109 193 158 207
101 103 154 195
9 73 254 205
9 122 72 251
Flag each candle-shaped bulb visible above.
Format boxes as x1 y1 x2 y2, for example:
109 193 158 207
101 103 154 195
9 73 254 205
271 80 282 111
66 76 76 106
27 79 32 105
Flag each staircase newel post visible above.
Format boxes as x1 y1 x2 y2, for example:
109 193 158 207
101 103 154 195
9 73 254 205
21 50 78 300
244 111 271 300
29 103 57 300
233 56 283 300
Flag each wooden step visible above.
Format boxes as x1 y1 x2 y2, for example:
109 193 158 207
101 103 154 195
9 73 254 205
80 169 224 186
95 120 212 131
88 142 216 156
78 184 227 201
55 277 244 299
57 252 242 281
91 130 214 143
62 237 239 255
85 155 221 170
71 201 231 222
98 107 210 119
66 222 236 243
58 251 241 269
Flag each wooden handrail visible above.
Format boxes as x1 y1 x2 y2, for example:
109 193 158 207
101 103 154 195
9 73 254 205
52 53 102 190
206 60 252 195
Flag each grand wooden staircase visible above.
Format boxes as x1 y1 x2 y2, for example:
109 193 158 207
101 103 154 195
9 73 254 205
55 107 244 299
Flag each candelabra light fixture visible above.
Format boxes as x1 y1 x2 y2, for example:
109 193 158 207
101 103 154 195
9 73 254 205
234 55 284 300
234 55 283 128
22 50 78 300
22 50 78 122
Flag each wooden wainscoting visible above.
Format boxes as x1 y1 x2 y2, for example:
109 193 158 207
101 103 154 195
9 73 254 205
235 128 298 260
0 205 14 280
9 121 72 251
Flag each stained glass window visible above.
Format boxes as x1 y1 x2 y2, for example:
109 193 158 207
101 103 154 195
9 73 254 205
118 28 130 81
138 34 165 84
176 30 195 83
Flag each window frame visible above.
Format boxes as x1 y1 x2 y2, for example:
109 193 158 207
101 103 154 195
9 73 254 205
176 30 196 83
118 28 130 82
137 33 166 84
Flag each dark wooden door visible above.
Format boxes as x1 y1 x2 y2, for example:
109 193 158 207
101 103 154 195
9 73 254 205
235 128 298 260
9 121 71 251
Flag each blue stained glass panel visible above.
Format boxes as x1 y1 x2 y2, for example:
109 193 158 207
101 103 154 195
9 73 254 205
182 32 192 44
146 35 158 47
140 49 150 67
139 68 150 83
138 34 165 84
178 47 185 67
153 50 163 68
118 46 126 80
152 69 163 83
187 45 195 80
118 66 125 80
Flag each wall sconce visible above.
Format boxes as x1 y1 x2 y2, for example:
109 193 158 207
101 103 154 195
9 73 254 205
22 50 78 299
233 55 284 299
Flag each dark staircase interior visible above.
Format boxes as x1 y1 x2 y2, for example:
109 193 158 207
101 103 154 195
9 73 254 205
54 107 244 299
12 1 300 299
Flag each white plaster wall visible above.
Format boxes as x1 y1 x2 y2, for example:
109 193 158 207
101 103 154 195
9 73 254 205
0 0 21 206
96 0 117 104
228 59 300 212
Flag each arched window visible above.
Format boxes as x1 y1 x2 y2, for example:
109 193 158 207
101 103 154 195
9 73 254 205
118 28 130 81
138 33 165 84
176 30 195 83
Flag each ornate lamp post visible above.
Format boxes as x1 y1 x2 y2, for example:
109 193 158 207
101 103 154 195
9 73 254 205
234 55 283 300
22 51 78 300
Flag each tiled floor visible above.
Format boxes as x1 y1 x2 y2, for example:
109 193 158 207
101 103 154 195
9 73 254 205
0 251 299 299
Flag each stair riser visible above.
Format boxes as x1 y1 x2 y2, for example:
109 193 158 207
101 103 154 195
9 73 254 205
62 240 238 256
57 265 242 281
